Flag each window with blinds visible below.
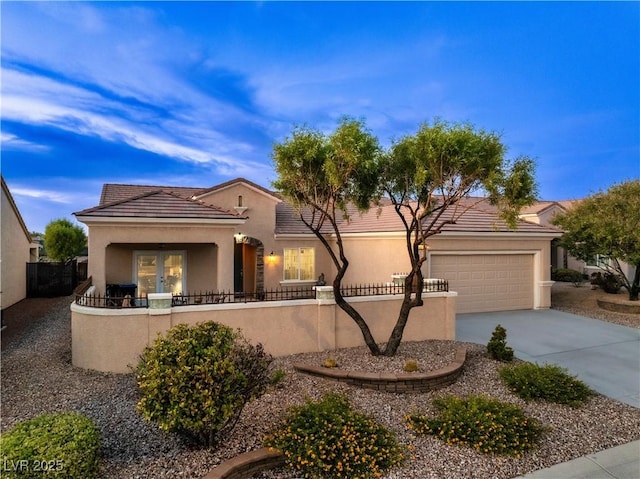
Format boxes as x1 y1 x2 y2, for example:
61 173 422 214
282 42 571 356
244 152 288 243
283 247 315 281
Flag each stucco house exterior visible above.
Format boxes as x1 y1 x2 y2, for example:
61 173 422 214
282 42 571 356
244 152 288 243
520 200 636 283
1 176 39 315
74 177 561 314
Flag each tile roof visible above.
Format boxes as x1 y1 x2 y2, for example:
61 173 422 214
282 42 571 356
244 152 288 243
100 184 204 206
87 179 561 235
276 197 561 236
76 190 243 221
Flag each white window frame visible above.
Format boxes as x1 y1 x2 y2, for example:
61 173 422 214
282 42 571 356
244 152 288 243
282 247 316 283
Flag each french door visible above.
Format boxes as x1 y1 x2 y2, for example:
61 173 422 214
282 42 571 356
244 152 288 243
135 251 185 296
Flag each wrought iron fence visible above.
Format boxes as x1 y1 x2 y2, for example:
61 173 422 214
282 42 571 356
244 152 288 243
75 279 448 309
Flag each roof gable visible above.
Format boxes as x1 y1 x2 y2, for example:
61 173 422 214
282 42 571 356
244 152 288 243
76 190 244 221
193 177 281 203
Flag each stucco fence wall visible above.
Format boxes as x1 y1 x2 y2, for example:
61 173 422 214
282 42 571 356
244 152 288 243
71 291 458 373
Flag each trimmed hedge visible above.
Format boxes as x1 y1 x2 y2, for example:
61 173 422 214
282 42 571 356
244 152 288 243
552 268 584 285
0 412 101 478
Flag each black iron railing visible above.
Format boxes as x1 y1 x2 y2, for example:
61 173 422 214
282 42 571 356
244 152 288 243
75 280 448 309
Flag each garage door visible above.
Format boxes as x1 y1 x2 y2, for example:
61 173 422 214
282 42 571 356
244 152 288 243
430 254 534 313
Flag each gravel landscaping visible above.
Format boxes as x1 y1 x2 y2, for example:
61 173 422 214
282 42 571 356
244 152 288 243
1 285 639 478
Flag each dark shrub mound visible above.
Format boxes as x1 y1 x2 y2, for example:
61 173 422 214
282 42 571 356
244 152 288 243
499 362 595 407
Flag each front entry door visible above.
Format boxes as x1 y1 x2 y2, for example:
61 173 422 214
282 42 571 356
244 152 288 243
234 243 256 293
136 251 185 296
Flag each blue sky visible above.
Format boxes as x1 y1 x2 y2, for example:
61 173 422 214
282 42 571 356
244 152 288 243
2 1 639 234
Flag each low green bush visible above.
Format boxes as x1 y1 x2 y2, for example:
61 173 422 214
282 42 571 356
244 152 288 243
136 321 273 448
0 412 101 478
405 395 546 457
264 392 406 478
499 362 595 407
552 268 584 285
486 324 514 362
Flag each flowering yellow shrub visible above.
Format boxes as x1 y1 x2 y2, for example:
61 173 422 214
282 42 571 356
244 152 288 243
264 393 406 478
406 395 546 457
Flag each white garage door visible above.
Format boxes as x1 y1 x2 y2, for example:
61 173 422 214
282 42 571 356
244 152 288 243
430 254 534 313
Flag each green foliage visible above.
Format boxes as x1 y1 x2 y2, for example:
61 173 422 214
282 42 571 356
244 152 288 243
0 412 101 478
590 271 623 294
499 362 595 407
43 218 87 262
269 368 287 388
136 321 273 448
264 392 406 478
551 268 584 286
552 180 640 300
405 395 546 457
486 324 514 362
272 117 538 356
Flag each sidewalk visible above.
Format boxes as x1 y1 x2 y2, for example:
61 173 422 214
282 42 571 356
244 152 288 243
515 440 640 479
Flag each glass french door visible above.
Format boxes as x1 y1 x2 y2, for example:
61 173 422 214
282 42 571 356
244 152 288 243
135 251 185 296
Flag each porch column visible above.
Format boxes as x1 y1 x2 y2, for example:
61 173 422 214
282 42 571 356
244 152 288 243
217 239 235 292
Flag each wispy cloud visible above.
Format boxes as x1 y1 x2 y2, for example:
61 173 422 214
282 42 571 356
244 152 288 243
1 3 271 174
1 132 50 152
10 186 75 204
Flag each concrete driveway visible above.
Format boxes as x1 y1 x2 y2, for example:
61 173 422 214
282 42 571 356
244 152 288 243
456 309 640 408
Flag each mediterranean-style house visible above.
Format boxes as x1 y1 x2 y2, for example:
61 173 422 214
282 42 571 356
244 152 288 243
1 176 39 316
74 177 561 314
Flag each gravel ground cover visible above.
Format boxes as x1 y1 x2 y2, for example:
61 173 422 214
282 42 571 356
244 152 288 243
1 286 639 479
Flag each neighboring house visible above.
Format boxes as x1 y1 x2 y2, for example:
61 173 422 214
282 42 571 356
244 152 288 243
1 176 39 315
74 178 561 314
520 200 636 282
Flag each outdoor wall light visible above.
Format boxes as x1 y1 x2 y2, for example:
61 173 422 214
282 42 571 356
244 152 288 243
234 232 245 244
267 251 277 264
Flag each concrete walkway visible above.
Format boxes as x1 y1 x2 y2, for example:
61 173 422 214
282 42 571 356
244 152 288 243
457 309 640 478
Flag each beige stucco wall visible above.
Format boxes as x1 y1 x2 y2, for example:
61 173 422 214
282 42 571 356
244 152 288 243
85 223 238 293
337 233 555 309
71 292 456 373
1 181 33 310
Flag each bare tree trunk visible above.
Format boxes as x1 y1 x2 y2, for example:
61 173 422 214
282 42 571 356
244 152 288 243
382 269 423 356
629 262 640 301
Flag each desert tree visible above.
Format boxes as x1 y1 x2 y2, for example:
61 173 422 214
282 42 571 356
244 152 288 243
272 117 383 354
273 117 537 356
379 119 537 355
552 180 640 301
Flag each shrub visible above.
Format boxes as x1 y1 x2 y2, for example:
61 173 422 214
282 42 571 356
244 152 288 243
486 324 514 362
499 362 595 407
264 392 406 478
403 359 419 372
0 412 101 478
552 268 584 286
270 368 287 388
405 395 546 457
322 357 338 368
136 321 273 448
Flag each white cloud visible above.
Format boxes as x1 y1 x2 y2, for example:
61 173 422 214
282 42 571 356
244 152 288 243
0 132 49 152
10 186 75 204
